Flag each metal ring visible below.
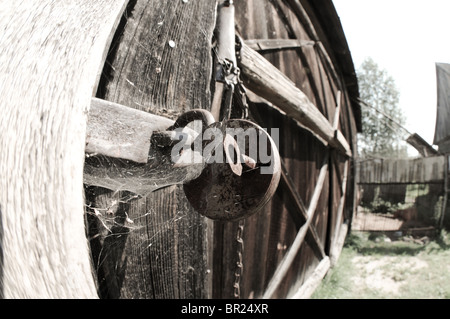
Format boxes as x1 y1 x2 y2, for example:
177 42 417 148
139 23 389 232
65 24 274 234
168 109 215 131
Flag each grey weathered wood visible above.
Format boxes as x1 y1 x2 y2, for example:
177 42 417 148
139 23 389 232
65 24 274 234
329 160 349 266
211 1 237 120
262 154 329 299
239 42 352 157
0 0 128 298
330 223 348 267
285 0 343 90
434 63 450 145
261 84 343 299
328 88 349 261
440 155 449 229
89 0 217 299
221 0 359 299
258 0 328 128
279 162 326 259
406 133 439 157
332 91 342 130
358 156 445 184
327 144 349 266
86 98 174 163
244 39 315 51
289 256 330 299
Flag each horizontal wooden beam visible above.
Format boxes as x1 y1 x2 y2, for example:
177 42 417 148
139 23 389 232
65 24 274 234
238 42 352 157
84 98 207 194
86 97 175 163
244 38 315 51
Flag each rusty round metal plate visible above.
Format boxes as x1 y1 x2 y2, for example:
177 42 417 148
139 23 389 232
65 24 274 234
183 119 281 221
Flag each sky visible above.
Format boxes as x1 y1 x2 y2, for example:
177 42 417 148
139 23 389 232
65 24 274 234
332 0 450 147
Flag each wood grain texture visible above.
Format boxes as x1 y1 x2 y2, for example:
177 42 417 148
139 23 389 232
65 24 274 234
86 97 174 164
433 63 450 145
87 0 217 299
0 0 128 298
262 155 328 299
0 0 359 300
239 42 352 157
226 0 356 299
289 256 330 299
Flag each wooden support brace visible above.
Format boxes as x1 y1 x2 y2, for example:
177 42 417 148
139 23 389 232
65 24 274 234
262 155 329 299
332 91 342 131
238 42 352 157
289 256 331 299
280 161 326 260
285 0 343 90
329 159 349 266
330 223 348 267
262 87 343 298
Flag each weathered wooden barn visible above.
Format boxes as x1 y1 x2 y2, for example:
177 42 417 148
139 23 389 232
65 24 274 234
0 0 360 299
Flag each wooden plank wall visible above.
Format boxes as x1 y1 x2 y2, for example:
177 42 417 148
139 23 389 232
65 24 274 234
358 156 445 185
211 0 359 298
85 0 358 299
86 0 217 299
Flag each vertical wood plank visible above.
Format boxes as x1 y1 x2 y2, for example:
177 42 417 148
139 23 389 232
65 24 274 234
262 155 329 299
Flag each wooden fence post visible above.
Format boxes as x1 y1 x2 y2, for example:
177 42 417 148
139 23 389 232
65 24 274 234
440 154 449 229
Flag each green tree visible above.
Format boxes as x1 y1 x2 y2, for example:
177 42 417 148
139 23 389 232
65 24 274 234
357 57 407 158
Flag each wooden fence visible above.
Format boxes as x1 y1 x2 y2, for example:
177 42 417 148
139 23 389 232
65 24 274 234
358 156 445 185
355 156 449 232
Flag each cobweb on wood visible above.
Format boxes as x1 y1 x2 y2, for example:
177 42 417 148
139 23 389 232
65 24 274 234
83 127 205 197
81 3 215 297
83 124 207 272
83 182 206 298
83 129 208 298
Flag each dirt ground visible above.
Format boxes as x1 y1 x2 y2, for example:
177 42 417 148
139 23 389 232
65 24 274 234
312 210 450 299
352 212 404 231
351 208 436 237
346 212 438 297
312 232 450 299
350 254 429 297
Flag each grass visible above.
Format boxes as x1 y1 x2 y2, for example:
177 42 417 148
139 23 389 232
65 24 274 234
311 230 450 299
